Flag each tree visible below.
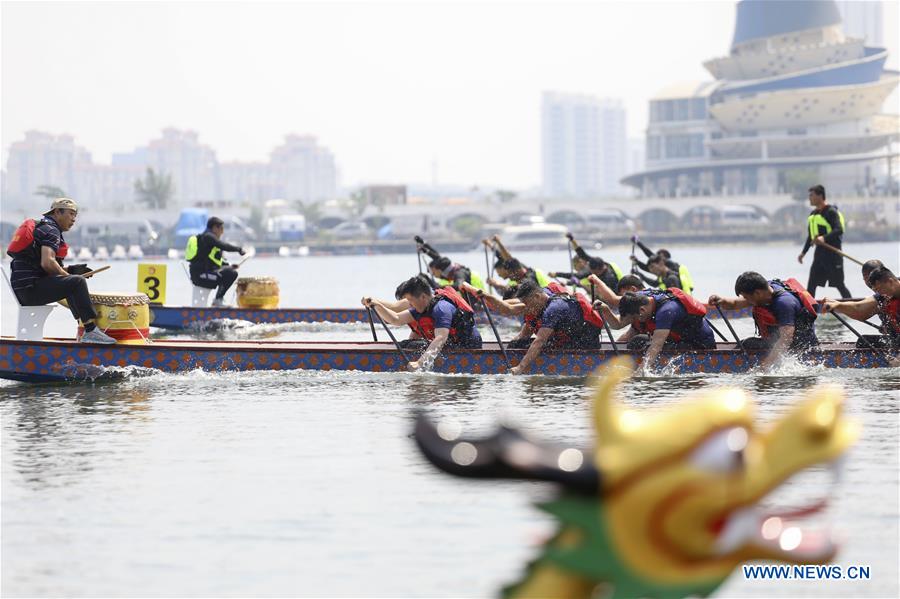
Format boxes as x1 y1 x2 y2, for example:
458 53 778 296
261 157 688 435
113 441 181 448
784 168 819 201
34 185 67 200
134 168 174 210
495 189 518 203
342 191 367 219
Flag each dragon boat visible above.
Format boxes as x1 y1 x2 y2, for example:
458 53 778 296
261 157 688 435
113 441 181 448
147 304 755 332
0 337 891 383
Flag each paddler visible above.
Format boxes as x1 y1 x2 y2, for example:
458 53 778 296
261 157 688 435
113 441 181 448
598 287 714 371
643 254 686 292
487 234 552 288
822 264 900 355
415 236 487 292
362 275 482 371
708 272 819 368
555 233 623 292
630 236 695 293
585 273 644 308
471 279 603 375
6 197 116 344
186 216 245 307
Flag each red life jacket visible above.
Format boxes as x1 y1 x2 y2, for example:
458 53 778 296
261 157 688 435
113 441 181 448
752 278 818 338
631 288 706 341
6 218 69 260
523 288 604 348
408 287 475 342
875 294 900 338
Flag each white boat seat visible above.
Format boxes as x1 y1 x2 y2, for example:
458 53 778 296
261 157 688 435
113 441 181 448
182 261 212 307
1 266 55 341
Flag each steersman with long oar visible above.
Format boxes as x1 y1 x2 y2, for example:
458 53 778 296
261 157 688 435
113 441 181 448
798 184 852 299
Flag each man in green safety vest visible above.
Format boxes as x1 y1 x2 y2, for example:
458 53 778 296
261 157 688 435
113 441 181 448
186 216 245 306
798 184 850 299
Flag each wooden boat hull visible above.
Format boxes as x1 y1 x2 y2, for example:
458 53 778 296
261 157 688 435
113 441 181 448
0 337 890 383
148 304 753 331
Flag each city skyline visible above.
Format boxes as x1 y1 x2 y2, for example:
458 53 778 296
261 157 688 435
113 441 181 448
2 128 338 209
2 1 896 191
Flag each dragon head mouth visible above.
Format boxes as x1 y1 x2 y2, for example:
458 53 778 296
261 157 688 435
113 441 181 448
413 357 859 596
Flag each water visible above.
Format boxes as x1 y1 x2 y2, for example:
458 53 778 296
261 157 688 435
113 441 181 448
2 241 898 597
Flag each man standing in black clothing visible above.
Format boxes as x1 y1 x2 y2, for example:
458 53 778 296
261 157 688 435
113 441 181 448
186 217 245 307
798 185 851 298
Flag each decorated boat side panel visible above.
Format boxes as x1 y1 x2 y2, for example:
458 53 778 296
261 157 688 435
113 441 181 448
0 339 890 383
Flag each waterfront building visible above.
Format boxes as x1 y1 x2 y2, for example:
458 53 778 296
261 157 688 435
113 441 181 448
542 92 627 198
835 1 883 46
623 0 899 197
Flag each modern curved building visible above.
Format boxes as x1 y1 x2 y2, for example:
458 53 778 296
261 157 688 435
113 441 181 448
623 0 899 197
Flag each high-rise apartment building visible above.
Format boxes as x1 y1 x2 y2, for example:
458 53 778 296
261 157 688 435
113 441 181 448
541 92 627 198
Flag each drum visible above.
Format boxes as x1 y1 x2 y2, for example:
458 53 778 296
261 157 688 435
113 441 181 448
77 293 151 344
236 277 280 309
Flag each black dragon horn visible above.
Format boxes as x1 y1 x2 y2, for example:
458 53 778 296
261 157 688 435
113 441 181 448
413 412 600 495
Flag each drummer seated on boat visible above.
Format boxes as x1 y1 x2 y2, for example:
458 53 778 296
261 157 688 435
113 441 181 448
362 275 482 371
187 216 245 307
708 271 819 369
823 265 900 357
601 288 714 371
501 280 603 375
7 198 116 344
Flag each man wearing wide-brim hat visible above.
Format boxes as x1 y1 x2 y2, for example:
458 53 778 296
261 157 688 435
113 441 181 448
7 198 115 343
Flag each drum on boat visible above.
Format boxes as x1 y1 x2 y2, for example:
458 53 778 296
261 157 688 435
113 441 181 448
236 277 280 309
77 292 151 344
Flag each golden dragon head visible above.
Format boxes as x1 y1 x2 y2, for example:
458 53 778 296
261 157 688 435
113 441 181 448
414 357 859 598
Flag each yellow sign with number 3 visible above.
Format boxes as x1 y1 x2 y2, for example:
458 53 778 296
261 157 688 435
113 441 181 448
137 263 167 304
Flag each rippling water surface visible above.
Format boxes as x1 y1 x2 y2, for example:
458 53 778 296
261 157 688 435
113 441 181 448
2 241 898 597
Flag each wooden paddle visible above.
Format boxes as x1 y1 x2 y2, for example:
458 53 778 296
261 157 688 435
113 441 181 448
478 295 511 367
715 305 746 354
367 302 412 363
817 241 864 266
82 265 110 279
829 310 891 363
365 306 378 342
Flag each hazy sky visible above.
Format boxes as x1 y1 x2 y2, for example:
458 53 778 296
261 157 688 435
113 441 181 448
2 1 898 189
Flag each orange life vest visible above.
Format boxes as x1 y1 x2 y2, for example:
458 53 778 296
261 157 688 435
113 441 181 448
6 218 69 260
752 278 818 338
523 286 604 347
631 288 706 341
875 294 900 338
408 287 475 342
